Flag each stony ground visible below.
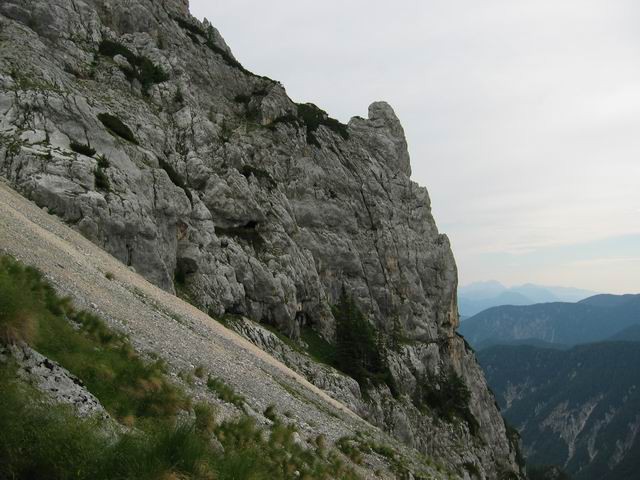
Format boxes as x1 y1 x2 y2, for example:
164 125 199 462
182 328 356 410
0 178 455 479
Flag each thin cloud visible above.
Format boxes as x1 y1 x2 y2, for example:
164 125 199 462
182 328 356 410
190 0 640 292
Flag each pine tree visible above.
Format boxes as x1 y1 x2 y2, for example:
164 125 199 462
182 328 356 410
332 287 390 391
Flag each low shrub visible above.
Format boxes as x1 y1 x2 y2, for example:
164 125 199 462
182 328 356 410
70 140 96 157
193 365 206 379
174 87 185 104
96 154 110 169
297 103 349 147
336 437 364 465
234 93 251 104
206 376 245 408
94 167 110 192
263 404 277 422
193 402 216 435
97 113 138 144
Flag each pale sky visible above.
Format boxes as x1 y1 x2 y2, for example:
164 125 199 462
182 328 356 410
190 1 640 294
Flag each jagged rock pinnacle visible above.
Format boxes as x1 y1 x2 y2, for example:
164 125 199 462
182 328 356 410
367 101 412 176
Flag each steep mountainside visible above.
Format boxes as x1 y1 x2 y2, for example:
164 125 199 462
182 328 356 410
0 180 437 479
460 295 640 349
0 0 521 477
478 342 640 480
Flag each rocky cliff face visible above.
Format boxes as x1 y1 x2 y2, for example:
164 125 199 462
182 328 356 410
0 0 521 477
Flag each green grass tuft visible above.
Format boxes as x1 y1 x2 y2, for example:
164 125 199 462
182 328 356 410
206 376 245 408
94 167 110 192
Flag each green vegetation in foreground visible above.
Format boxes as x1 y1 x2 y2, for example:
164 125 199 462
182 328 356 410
336 432 440 479
0 255 187 424
0 255 361 479
0 363 359 480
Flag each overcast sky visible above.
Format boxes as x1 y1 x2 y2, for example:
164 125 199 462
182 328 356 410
190 1 640 294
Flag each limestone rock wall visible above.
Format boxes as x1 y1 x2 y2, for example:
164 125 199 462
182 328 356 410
0 1 522 477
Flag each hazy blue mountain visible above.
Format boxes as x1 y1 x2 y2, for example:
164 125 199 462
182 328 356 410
458 282 597 316
460 294 640 349
579 294 639 308
478 342 640 480
459 291 532 317
511 283 559 303
473 338 569 351
459 280 508 300
608 324 640 342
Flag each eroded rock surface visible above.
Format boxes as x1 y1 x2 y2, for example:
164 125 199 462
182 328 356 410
1 343 108 419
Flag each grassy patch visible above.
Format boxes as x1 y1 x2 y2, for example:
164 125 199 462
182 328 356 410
301 326 336 366
0 367 215 480
0 366 358 480
0 256 187 423
98 113 138 144
207 376 245 409
214 416 360 480
0 255 364 479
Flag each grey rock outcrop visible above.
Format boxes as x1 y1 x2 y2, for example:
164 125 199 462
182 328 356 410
0 0 522 477
1 343 108 419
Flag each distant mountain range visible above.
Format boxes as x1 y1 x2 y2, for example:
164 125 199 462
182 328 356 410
459 294 640 350
458 281 597 317
478 342 640 480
